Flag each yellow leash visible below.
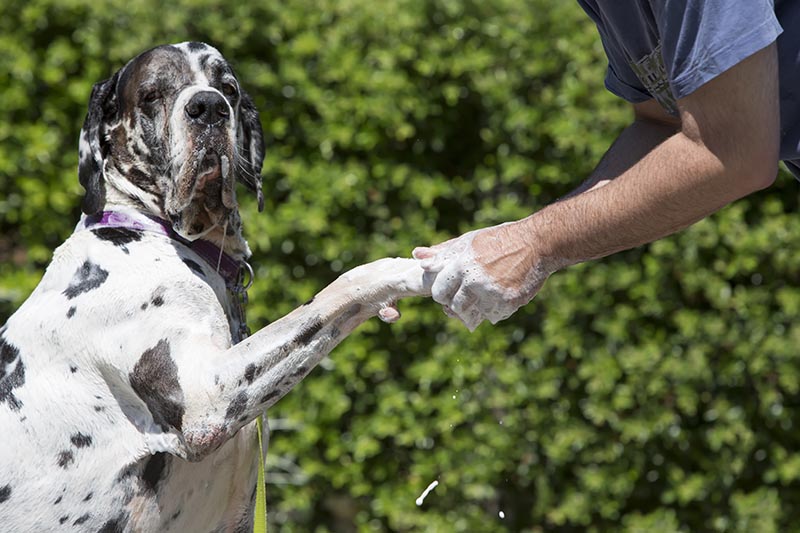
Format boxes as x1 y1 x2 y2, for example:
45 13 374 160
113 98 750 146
254 415 267 533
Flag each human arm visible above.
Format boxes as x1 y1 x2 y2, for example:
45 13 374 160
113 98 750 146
414 43 780 330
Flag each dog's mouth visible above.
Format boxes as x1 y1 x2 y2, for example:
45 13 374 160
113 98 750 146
168 140 237 240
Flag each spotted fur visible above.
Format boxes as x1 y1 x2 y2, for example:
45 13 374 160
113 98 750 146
0 42 431 532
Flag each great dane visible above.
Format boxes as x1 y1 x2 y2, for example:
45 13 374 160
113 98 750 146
0 42 430 532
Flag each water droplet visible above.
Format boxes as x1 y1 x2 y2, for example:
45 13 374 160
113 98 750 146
415 480 439 506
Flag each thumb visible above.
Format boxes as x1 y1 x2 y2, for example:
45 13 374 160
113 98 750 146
412 246 446 273
412 246 437 260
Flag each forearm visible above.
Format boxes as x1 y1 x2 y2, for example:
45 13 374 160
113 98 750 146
532 45 780 272
523 125 771 272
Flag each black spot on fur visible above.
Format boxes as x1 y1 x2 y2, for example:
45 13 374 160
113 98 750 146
128 168 158 193
0 484 10 503
94 405 105 412
54 496 62 505
91 227 142 254
150 286 166 307
290 365 309 379
70 365 78 373
98 514 129 533
259 390 281 405
83 492 93 501
71 432 93 448
342 303 362 321
199 53 212 68
0 335 25 411
187 41 208 51
73 513 90 525
243 363 263 385
302 296 315 306
233 515 256 533
59 516 69 524
225 391 248 421
67 306 76 319
141 303 148 310
182 258 205 277
129 339 185 431
63 260 109 299
116 464 136 481
57 450 74 468
142 452 167 493
0 335 19 380
294 318 323 345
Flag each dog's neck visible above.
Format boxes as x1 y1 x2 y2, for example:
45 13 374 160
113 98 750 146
78 207 250 290
102 177 252 261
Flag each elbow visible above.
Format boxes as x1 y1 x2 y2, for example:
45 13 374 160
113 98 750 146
728 145 779 196
738 162 778 194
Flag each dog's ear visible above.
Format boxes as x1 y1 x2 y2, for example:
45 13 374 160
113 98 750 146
78 72 119 215
237 88 265 212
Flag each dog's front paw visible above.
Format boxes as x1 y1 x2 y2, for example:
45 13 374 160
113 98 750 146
333 258 433 325
338 258 433 299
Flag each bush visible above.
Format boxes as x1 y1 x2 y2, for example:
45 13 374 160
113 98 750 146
2 0 800 531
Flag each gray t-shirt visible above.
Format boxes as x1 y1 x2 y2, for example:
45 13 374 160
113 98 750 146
577 0 800 178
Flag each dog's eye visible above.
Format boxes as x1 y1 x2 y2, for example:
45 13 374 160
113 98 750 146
142 89 161 104
221 83 238 98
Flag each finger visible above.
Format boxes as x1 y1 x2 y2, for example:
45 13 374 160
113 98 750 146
443 305 458 319
413 237 463 273
412 246 437 260
460 308 483 332
430 267 462 307
443 305 483 332
414 251 447 273
413 235 460 258
487 306 516 325
450 285 478 317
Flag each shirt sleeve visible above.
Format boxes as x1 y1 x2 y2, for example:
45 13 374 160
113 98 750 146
598 31 654 104
653 0 782 100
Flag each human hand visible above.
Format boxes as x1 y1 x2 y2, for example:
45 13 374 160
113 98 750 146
412 220 550 331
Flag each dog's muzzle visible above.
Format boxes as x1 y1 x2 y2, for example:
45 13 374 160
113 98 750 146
185 91 230 126
167 88 238 240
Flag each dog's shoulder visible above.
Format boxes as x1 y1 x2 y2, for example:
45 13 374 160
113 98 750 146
6 227 231 372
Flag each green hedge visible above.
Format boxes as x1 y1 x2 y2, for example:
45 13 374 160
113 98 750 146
2 0 800 531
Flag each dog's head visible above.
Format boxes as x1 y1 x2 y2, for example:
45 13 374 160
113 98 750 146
78 42 264 250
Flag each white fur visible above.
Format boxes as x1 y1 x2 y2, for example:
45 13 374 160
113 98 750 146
0 42 433 532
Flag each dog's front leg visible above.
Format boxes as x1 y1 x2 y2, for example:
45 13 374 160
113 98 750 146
179 257 431 458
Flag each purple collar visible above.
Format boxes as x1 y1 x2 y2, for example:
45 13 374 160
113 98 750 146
80 210 250 291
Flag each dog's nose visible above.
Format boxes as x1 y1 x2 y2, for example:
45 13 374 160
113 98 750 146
185 91 230 125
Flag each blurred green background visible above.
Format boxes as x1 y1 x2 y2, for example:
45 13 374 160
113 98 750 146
3 0 800 531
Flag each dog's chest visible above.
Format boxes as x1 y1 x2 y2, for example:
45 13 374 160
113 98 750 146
123 424 260 532
0 228 260 531
0 409 258 531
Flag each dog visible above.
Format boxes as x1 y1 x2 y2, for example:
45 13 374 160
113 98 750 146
0 42 430 532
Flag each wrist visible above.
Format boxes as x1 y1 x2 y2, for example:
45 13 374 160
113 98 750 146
518 213 568 278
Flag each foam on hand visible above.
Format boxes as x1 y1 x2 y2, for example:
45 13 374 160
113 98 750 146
413 232 520 331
